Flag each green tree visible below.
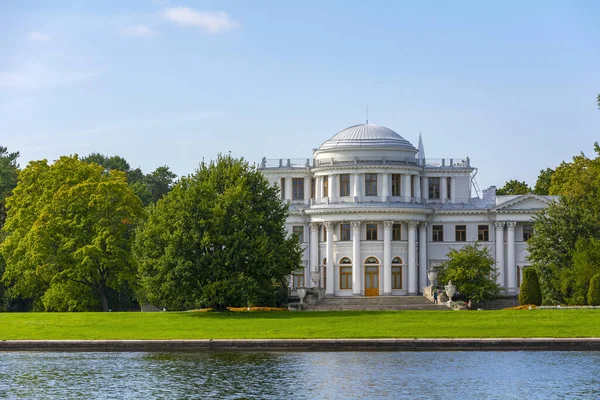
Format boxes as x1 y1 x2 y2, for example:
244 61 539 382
588 273 600 306
134 154 302 311
0 146 20 228
519 268 542 306
496 180 531 195
1 156 143 311
436 243 502 304
533 168 554 195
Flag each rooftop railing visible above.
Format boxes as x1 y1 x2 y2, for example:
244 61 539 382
259 157 471 169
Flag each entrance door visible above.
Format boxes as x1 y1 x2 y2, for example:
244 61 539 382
364 265 379 296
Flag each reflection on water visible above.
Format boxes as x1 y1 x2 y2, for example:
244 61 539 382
1 351 599 399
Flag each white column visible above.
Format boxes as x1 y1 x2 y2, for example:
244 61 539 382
414 176 421 203
419 222 428 292
382 173 390 202
450 177 457 204
329 174 336 203
440 177 447 204
352 173 360 200
403 174 412 202
309 223 319 282
304 176 311 205
285 177 293 201
422 176 429 202
495 222 505 288
324 221 336 296
351 221 361 295
383 221 393 295
315 176 322 203
506 222 516 294
408 221 418 294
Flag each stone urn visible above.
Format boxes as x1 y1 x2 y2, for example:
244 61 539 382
427 270 438 287
310 270 320 288
445 281 456 307
296 287 307 304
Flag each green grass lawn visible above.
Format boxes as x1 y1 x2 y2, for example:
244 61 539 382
1 309 598 340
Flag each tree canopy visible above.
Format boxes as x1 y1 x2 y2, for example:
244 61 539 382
496 179 531 195
134 154 302 311
436 243 502 304
0 146 20 228
0 156 143 311
533 168 554 196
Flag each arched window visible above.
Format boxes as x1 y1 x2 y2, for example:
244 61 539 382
321 258 327 289
392 257 403 290
339 257 352 290
365 257 379 264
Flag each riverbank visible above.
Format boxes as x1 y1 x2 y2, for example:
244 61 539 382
1 309 599 340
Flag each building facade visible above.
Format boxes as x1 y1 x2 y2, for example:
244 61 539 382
259 124 554 297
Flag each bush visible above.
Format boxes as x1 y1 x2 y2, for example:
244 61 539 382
587 273 600 306
519 268 542 306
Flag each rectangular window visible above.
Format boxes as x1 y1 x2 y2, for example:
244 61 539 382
478 225 489 241
432 225 444 242
311 178 315 199
391 174 401 196
340 266 352 290
392 265 402 289
323 176 328 197
292 226 304 243
523 224 534 241
411 176 415 198
366 223 378 240
392 223 402 241
365 174 378 196
339 174 350 197
447 178 452 200
455 225 466 242
340 223 351 241
429 177 440 199
320 225 325 242
292 272 305 289
292 178 304 200
280 178 286 200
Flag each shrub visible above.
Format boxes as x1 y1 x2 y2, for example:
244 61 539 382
519 268 542 306
587 274 600 306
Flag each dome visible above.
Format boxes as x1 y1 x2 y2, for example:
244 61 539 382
318 124 416 151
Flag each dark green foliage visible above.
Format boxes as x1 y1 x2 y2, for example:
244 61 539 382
134 154 302 310
0 146 20 229
533 168 554 196
519 268 542 306
496 180 531 195
588 274 600 306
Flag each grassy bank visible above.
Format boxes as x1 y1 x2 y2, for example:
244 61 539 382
1 310 598 340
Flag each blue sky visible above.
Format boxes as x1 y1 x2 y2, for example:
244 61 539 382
1 0 599 191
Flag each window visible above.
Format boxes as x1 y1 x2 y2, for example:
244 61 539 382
478 225 489 241
280 178 286 200
340 223 351 241
320 225 325 242
523 225 534 241
447 178 452 200
292 271 304 288
429 177 440 199
455 225 466 242
292 226 304 243
392 174 401 196
392 257 402 290
411 176 415 198
366 223 378 240
432 225 444 242
292 178 304 200
323 176 328 197
392 223 402 241
321 258 327 289
311 178 315 199
339 258 352 290
339 174 350 197
365 174 378 196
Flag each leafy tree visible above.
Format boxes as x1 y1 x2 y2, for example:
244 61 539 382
436 243 502 304
496 180 531 195
0 146 20 228
533 168 554 196
1 156 143 311
588 273 600 306
519 268 542 306
134 154 302 311
145 166 177 204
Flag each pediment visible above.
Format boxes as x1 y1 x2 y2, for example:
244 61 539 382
492 194 553 212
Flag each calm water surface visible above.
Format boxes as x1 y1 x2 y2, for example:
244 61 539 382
1 351 599 399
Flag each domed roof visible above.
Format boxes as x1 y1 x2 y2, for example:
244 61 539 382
318 124 416 151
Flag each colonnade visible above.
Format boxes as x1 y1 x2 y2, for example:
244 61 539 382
495 221 518 294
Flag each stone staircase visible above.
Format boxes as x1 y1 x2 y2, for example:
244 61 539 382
305 296 449 311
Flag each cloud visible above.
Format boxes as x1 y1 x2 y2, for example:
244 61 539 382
122 25 155 37
28 31 50 42
163 7 240 34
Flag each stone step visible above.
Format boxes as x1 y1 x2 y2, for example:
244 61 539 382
304 295 449 311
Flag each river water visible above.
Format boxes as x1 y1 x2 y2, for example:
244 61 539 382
1 351 599 399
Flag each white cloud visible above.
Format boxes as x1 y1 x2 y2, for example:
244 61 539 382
163 7 240 34
28 31 50 42
122 25 155 37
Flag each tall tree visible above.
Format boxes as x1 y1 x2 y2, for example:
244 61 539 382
134 154 302 311
533 168 554 196
496 179 531 195
1 156 143 311
0 146 20 228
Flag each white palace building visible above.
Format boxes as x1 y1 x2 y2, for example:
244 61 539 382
259 123 555 297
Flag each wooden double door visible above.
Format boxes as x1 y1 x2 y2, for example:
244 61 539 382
364 265 379 296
